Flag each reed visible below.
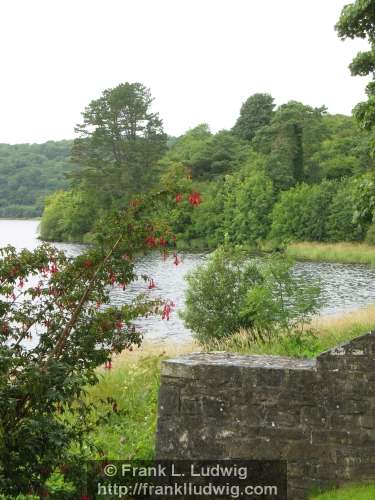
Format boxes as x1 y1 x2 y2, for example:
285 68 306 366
286 242 375 265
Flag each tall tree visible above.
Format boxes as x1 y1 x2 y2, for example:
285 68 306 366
232 93 275 141
336 0 375 130
71 82 167 207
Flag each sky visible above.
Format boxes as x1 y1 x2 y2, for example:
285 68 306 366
0 0 370 144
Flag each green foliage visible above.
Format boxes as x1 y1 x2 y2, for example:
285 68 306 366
253 101 328 190
351 172 375 229
232 93 275 141
223 172 275 244
327 179 364 241
270 181 339 242
336 0 375 132
365 223 375 243
160 125 250 180
180 245 320 345
39 190 99 242
0 141 73 217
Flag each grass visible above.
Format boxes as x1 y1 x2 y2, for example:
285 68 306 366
200 304 375 358
286 241 375 265
84 341 196 460
311 483 375 499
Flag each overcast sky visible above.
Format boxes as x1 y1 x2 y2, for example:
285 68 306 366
0 0 369 144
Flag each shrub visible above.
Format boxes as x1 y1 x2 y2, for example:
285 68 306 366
326 179 364 242
365 224 375 245
269 181 338 243
180 245 321 345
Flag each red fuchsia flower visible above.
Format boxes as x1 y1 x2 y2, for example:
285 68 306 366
145 235 157 248
83 259 93 269
1 323 9 335
173 253 181 266
175 192 183 203
162 301 175 321
18 278 24 288
129 198 141 207
50 263 58 274
158 237 168 246
148 279 156 289
188 191 202 206
115 320 123 330
104 360 112 369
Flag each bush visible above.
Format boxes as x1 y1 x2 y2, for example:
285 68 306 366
365 224 375 245
326 179 363 242
269 181 338 243
180 245 321 345
40 190 99 242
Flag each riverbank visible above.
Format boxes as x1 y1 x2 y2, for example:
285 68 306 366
286 242 375 265
85 304 375 459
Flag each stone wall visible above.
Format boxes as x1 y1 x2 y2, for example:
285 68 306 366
155 332 375 499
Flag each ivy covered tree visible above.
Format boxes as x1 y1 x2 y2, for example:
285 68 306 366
254 101 328 190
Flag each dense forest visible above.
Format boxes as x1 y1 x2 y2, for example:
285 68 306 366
37 82 375 249
0 141 73 217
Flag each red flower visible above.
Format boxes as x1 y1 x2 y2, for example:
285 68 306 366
104 360 112 369
115 320 123 330
148 279 156 289
83 260 93 269
162 301 175 320
175 193 183 203
145 235 157 248
173 253 181 266
188 192 201 206
158 237 168 246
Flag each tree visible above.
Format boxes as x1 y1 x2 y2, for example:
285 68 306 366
0 185 202 496
336 0 375 131
232 93 275 141
71 82 167 207
254 101 328 190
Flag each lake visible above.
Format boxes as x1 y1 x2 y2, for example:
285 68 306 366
2 219 375 344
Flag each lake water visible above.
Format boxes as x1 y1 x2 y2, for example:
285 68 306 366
2 219 375 344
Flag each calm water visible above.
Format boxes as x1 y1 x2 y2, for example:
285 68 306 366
2 219 375 343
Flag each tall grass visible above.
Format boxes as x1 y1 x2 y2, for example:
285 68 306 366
286 242 375 265
311 483 375 500
84 341 195 460
201 305 375 358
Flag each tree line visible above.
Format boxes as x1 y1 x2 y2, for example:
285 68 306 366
38 84 375 248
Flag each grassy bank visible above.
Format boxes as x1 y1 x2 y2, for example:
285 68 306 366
204 305 375 358
85 305 375 460
311 483 375 499
286 242 375 265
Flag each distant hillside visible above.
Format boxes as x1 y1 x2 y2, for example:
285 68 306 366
0 140 73 218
